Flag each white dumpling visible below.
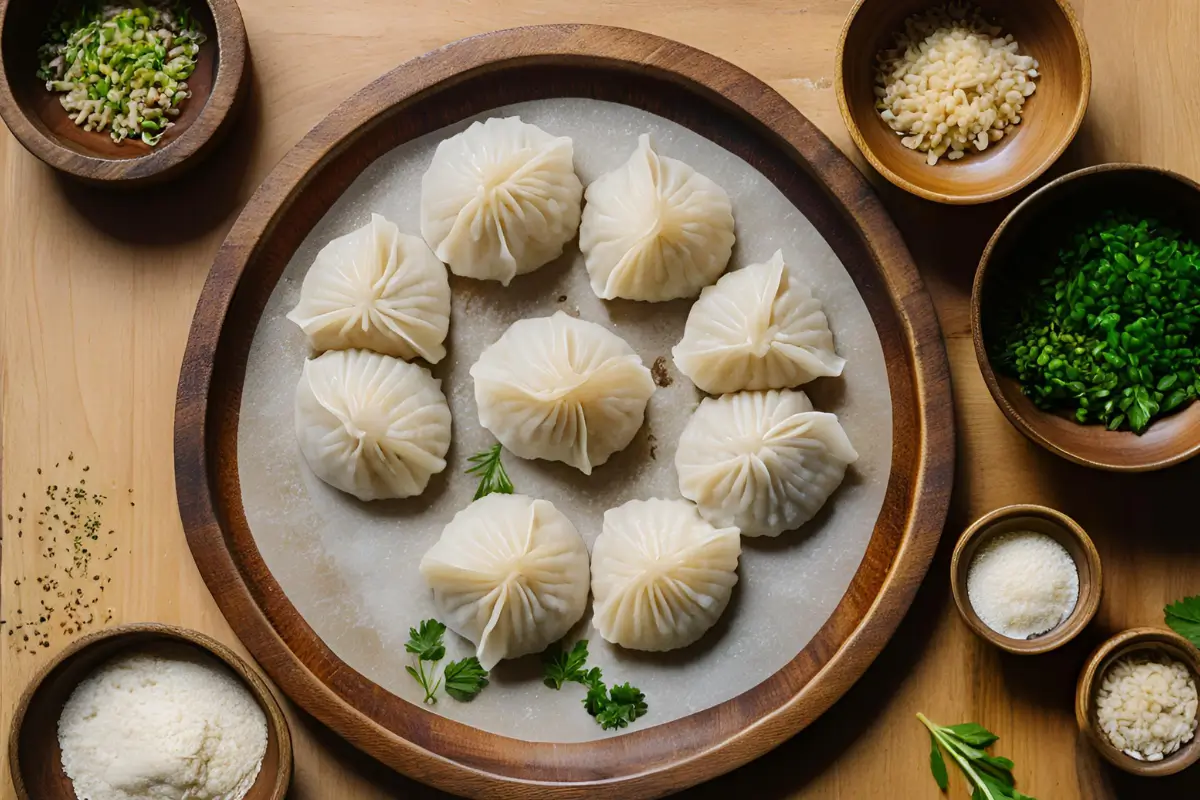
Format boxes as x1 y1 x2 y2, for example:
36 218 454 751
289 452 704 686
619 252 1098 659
286 214 451 363
419 494 590 669
420 117 583 285
294 349 451 501
591 498 740 652
676 389 858 537
672 250 845 394
579 134 735 302
470 311 655 474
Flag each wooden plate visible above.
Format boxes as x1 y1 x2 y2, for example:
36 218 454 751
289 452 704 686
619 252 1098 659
174 24 953 799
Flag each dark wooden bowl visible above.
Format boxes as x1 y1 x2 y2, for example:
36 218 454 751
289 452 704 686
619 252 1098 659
8 622 292 800
972 163 1200 471
0 0 249 186
1076 627 1200 777
951 504 1101 654
835 0 1090 204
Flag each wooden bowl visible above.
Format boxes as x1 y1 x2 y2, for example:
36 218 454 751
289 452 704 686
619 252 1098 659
835 0 1090 204
972 163 1200 471
8 622 292 799
0 0 249 186
951 504 1101 654
1076 627 1200 777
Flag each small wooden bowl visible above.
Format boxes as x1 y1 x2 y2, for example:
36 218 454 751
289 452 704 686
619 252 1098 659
8 622 292 800
835 0 1090 204
951 504 1101 654
0 0 249 186
972 163 1200 471
1076 627 1200 777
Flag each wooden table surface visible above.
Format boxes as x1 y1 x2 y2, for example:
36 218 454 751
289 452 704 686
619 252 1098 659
3 1 1199 797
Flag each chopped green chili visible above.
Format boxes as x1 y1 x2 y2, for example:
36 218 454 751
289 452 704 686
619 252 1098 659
989 212 1200 433
37 2 205 146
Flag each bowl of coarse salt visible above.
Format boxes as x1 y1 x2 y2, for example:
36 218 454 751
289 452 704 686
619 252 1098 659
951 504 1102 654
8 622 292 800
1076 627 1200 777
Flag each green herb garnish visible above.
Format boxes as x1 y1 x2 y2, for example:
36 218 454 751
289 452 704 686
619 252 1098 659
989 212 1200 433
405 619 489 704
466 443 515 501
917 714 1036 800
1165 595 1200 647
37 2 206 146
542 640 649 731
443 656 490 702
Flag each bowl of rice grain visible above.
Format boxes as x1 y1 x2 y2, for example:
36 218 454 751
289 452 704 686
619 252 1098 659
1077 628 1200 777
836 0 1090 204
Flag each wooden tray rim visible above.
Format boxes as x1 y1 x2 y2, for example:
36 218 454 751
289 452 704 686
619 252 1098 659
173 23 954 799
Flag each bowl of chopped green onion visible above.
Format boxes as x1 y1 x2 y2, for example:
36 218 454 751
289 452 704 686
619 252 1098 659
0 0 248 185
973 163 1200 471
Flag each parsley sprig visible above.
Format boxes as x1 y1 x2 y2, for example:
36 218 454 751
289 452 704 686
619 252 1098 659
466 444 515 501
405 619 489 704
918 714 1035 800
543 640 648 730
1165 595 1200 647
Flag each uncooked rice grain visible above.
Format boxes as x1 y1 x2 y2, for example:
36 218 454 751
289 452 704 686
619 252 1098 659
873 2 1039 165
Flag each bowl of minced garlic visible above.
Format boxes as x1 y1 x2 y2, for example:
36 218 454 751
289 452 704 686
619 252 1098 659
9 622 292 800
1077 628 1200 777
951 504 1101 654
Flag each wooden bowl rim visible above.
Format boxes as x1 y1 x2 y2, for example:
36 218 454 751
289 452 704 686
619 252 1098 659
172 22 955 799
950 504 1101 654
970 162 1200 471
7 621 293 800
0 0 248 184
834 0 1092 205
1075 626 1200 777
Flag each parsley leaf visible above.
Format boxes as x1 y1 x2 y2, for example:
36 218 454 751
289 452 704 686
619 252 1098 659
543 640 591 689
1165 595 1200 647
917 714 1035 800
542 640 648 730
443 657 490 702
466 444 515 501
405 619 446 662
597 683 648 730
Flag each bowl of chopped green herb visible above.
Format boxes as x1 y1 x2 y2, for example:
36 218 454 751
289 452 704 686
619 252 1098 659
0 0 248 186
973 163 1200 471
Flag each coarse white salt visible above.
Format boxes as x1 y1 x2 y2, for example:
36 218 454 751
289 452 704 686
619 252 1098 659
1097 653 1198 762
966 529 1078 639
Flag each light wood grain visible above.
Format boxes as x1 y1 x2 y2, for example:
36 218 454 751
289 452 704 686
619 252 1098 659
3 1 1200 798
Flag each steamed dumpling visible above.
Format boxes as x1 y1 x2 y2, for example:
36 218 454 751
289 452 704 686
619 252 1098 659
286 214 451 363
295 349 451 501
420 117 583 285
591 498 740 651
672 250 845 394
419 494 590 669
676 389 857 537
579 134 735 302
470 312 655 474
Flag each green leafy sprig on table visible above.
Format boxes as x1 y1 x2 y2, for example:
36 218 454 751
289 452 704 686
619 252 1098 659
466 443 514 501
543 640 648 731
917 714 1036 800
405 619 489 704
1165 595 1200 647
988 212 1200 433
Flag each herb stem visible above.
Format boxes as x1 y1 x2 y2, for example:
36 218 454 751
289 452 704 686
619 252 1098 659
917 714 1001 800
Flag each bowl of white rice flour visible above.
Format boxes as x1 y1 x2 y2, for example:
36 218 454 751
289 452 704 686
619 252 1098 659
8 622 292 800
1077 627 1200 777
